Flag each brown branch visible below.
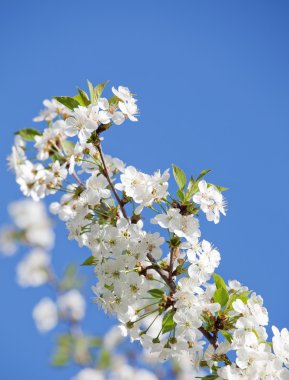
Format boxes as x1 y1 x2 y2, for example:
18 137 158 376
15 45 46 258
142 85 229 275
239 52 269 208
147 253 176 292
198 326 218 349
168 247 177 284
96 142 129 220
146 254 231 362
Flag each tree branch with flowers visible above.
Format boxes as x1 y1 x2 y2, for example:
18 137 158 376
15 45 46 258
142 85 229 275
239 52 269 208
8 80 289 379
1 198 199 380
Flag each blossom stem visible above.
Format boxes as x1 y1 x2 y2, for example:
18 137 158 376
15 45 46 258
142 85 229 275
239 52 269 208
147 253 176 292
96 142 129 220
168 247 177 284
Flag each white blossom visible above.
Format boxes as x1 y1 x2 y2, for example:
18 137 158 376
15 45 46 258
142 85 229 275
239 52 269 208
33 99 70 122
272 326 289 367
71 368 105 380
8 199 54 249
16 249 50 287
32 298 58 332
152 208 200 244
193 180 226 224
112 86 138 122
187 240 220 283
58 289 86 321
0 226 17 255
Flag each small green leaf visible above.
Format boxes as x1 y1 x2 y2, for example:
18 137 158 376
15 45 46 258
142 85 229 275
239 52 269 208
220 330 233 343
108 95 120 106
104 283 114 291
177 189 185 201
94 81 109 101
98 349 111 369
51 334 71 367
260 340 273 347
213 274 229 308
51 350 69 366
88 337 102 347
185 176 197 200
172 164 187 190
208 183 229 192
225 290 251 311
54 96 80 110
235 290 251 303
196 169 212 181
73 94 86 106
214 287 229 307
148 289 165 299
81 256 96 266
60 264 82 290
201 375 218 380
77 87 90 106
62 140 75 154
213 273 227 290
215 185 229 192
162 311 176 334
87 80 95 102
15 128 42 141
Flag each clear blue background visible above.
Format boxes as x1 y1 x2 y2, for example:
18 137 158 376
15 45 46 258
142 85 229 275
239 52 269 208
1 1 289 379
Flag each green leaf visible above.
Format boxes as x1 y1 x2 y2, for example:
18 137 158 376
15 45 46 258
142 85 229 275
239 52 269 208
94 81 109 101
62 140 75 154
108 95 120 106
60 264 82 290
213 274 229 308
177 189 185 201
77 87 90 106
214 286 229 307
215 185 229 192
73 94 86 106
98 349 110 369
225 290 251 311
185 176 197 200
51 334 71 367
81 256 96 266
235 290 251 303
51 350 69 366
162 311 176 334
208 183 229 192
88 337 102 347
148 289 165 299
54 96 80 110
201 375 218 380
196 169 212 181
213 273 227 290
15 128 42 141
104 283 114 291
172 164 187 190
220 330 233 343
87 80 95 102
73 336 91 365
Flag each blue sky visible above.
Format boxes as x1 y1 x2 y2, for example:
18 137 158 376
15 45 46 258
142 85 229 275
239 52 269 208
1 1 289 379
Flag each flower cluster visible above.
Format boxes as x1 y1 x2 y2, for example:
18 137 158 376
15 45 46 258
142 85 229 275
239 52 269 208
9 80 289 379
0 199 86 331
1 200 200 380
33 289 86 332
0 199 54 254
8 83 138 202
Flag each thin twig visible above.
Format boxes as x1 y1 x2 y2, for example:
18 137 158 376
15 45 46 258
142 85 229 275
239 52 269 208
96 143 129 220
168 247 177 284
147 253 176 292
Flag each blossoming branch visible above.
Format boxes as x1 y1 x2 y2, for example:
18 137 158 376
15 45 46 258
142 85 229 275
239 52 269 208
8 80 289 379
